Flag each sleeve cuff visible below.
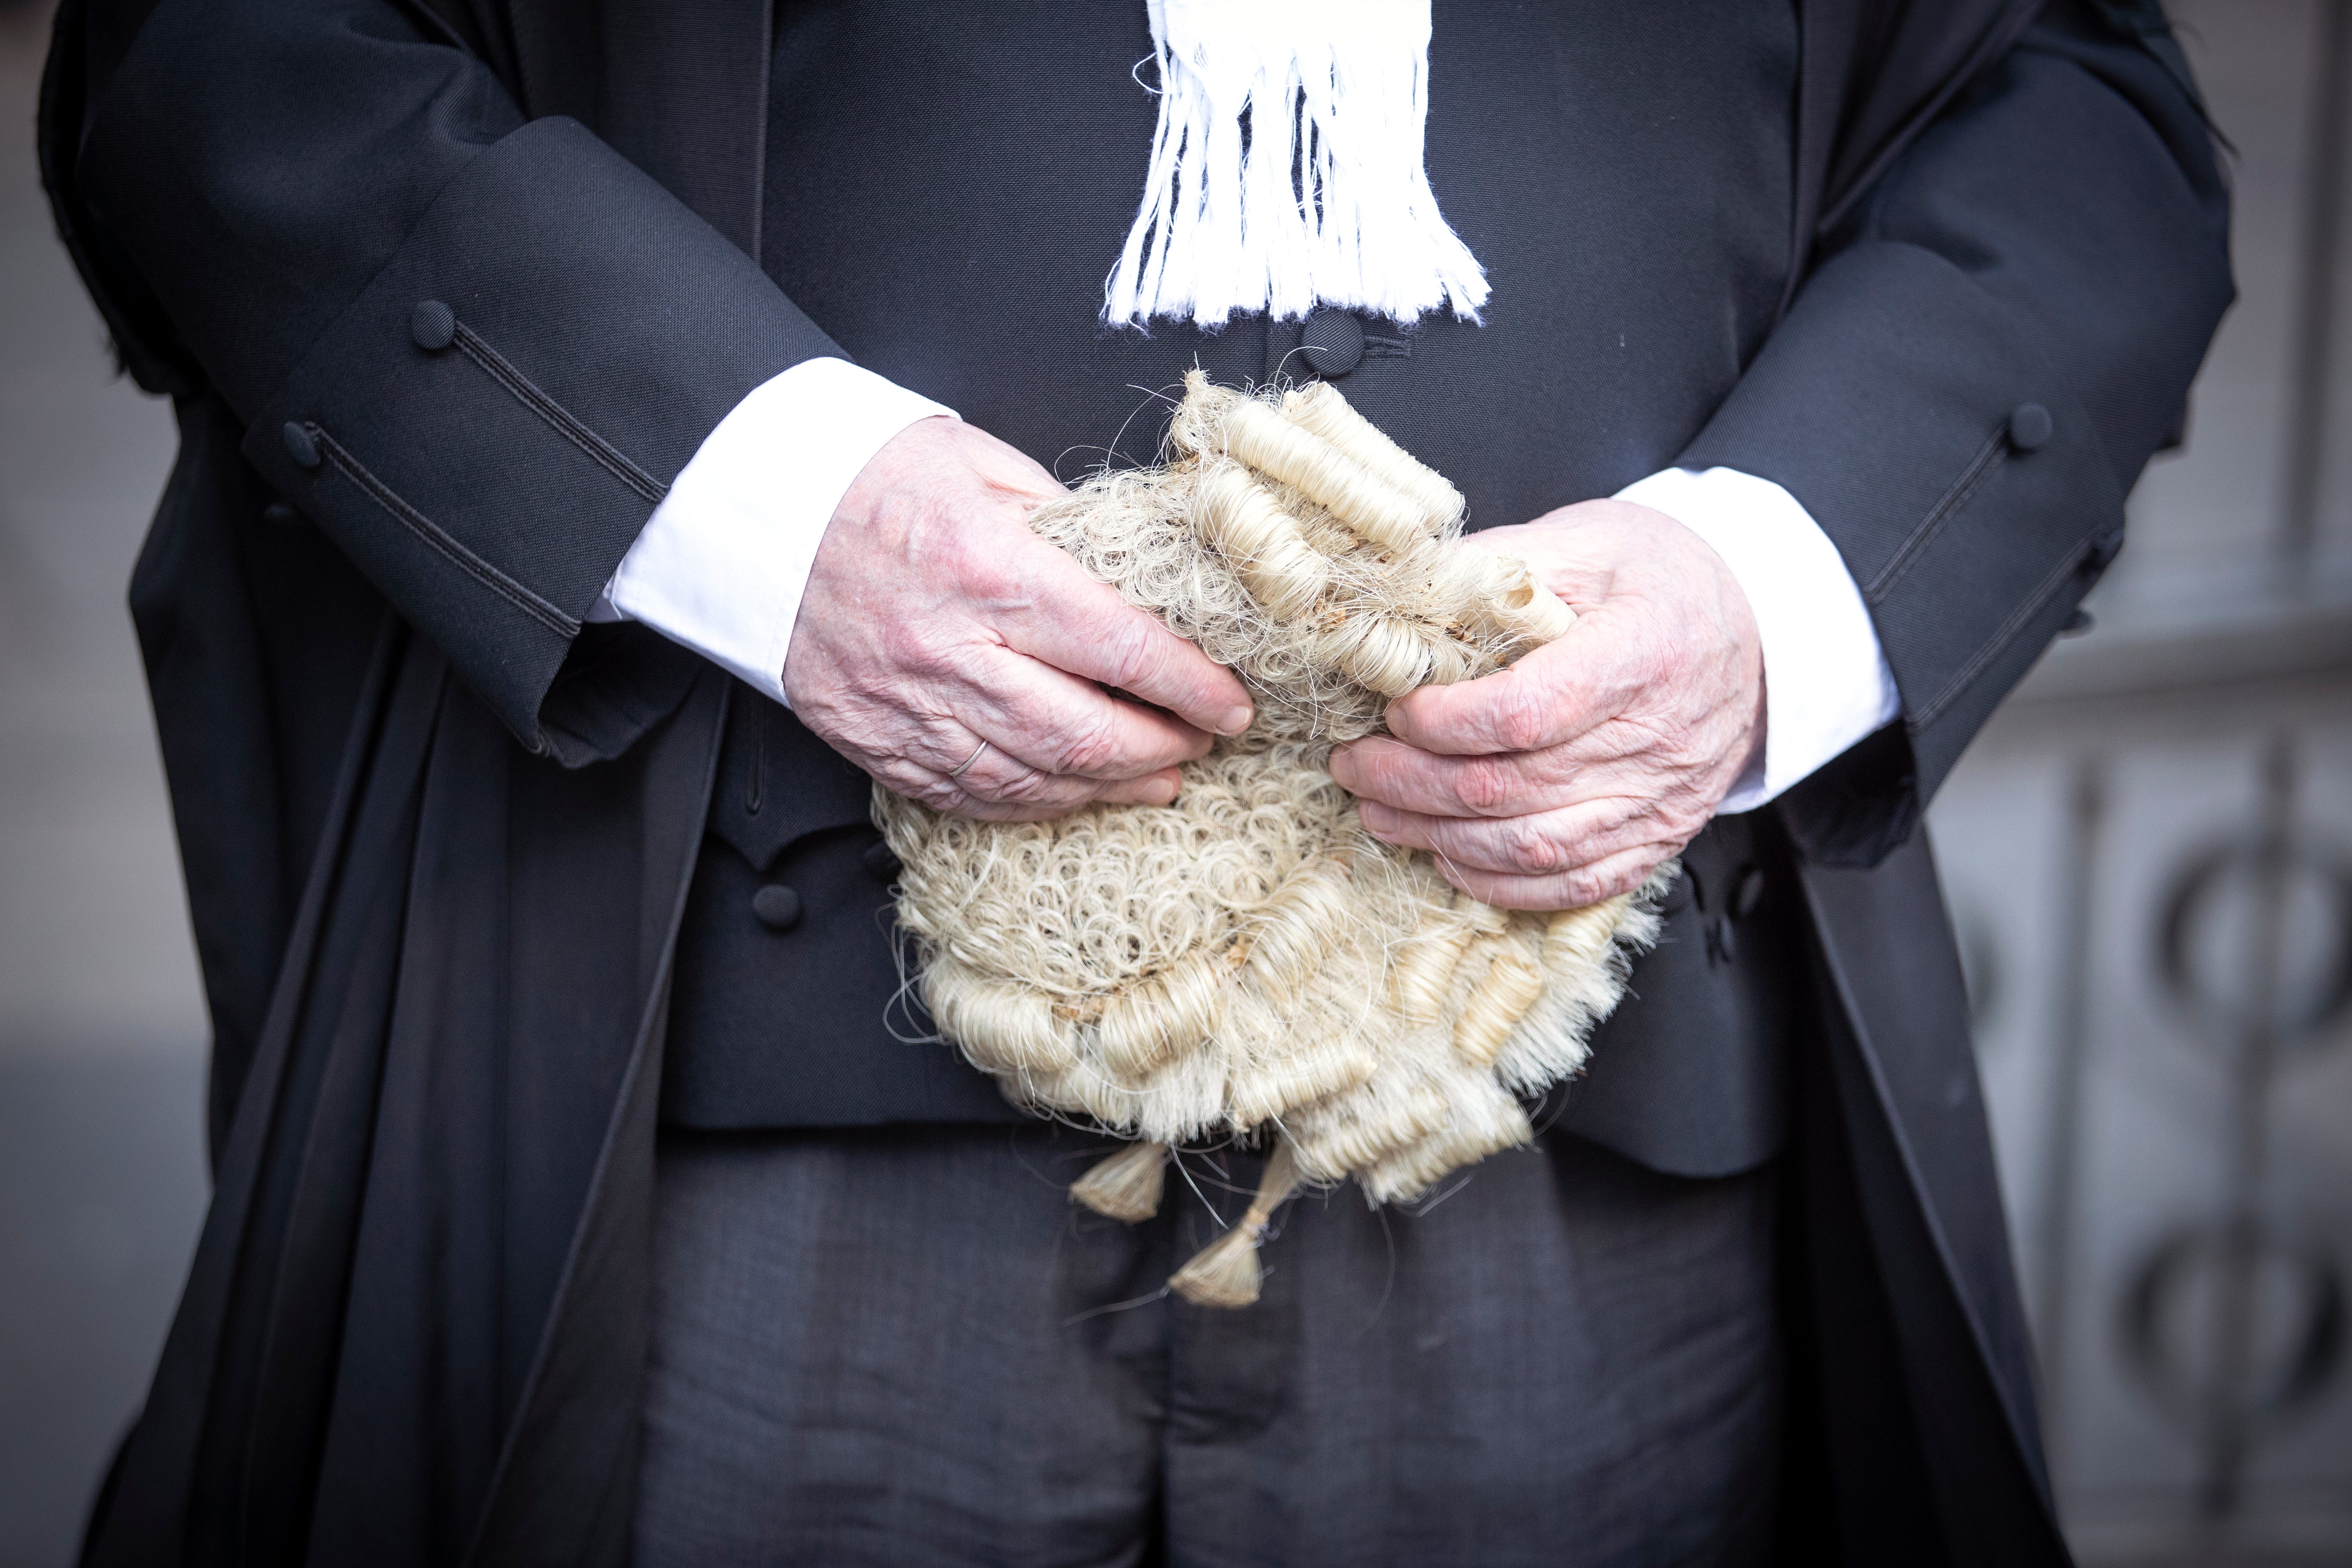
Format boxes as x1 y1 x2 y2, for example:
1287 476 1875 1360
598 358 958 705
1614 466 1901 813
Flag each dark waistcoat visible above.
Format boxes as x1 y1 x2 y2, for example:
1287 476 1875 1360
661 0 1804 1179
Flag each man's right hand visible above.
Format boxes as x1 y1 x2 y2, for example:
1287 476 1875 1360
783 416 1255 821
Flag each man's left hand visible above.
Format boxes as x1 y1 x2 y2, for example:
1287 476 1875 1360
1329 498 1764 911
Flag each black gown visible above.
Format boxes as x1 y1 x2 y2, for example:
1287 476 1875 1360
37 0 2229 1561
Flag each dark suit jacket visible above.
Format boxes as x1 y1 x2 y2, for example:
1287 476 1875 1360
41 1 2229 1563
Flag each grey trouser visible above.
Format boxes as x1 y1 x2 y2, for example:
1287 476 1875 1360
634 1124 1780 1568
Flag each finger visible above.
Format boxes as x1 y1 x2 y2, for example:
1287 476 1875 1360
930 739 1110 812
1427 843 1672 913
1384 619 1637 757
1095 769 1186 806
945 771 1185 823
906 723 1184 815
943 766 1185 823
1328 734 1572 820
1355 797 1657 879
1332 724 1671 819
946 726 1183 807
957 745 1182 810
951 642 1220 781
995 547 1254 737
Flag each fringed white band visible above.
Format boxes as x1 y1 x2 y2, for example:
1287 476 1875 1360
1103 0 1490 331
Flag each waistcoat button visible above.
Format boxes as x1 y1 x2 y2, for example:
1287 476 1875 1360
1731 864 1766 919
411 300 456 351
282 422 320 469
752 884 804 932
2008 401 2053 452
1300 308 1366 377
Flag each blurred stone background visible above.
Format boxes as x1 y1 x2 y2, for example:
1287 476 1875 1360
1937 4 2352 1562
0 5 204 1567
0 2 2344 1565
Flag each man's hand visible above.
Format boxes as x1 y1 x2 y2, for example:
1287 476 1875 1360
1329 499 1763 910
784 416 1255 821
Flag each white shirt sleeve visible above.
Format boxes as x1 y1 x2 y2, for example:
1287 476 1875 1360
1613 466 1901 815
586 357 958 706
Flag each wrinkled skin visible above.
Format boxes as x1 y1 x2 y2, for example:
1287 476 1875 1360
1332 499 1765 911
787 425 1758 898
784 416 1255 821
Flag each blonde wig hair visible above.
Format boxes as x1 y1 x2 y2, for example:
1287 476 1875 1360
876 373 1670 1305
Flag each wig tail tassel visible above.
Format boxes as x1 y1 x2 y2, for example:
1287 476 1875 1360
1071 1141 1172 1223
1168 1139 1301 1309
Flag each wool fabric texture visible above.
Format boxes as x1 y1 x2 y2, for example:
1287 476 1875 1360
876 375 1669 1297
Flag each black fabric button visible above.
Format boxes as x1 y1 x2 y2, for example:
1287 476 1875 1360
1299 309 1366 377
1731 864 1767 919
411 299 456 351
2086 529 2125 572
2061 606 2095 637
1660 864 1700 917
752 883 804 931
281 421 320 469
261 502 302 528
2007 402 2052 452
861 842 901 882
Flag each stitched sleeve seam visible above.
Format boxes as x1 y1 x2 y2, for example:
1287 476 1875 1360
450 322 670 506
312 425 582 640
1864 425 2010 606
1905 545 2087 732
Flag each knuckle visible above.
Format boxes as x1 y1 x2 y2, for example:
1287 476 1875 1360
1559 824 1611 871
1046 709 1124 777
1500 817 1566 875
1488 683 1554 753
1095 612 1167 694
1589 794 1644 837
1559 869 1609 907
882 625 957 683
1449 756 1516 815
952 535 1021 605
1579 856 1649 905
1019 768 1102 811
991 765 1063 805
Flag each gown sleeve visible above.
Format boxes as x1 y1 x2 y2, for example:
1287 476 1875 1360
66 0 843 753
1676 1 2233 864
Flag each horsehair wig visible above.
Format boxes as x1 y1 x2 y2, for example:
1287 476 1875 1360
874 372 1671 1306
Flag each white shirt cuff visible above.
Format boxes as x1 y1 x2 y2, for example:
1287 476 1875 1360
589 358 957 706
1613 466 1901 814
